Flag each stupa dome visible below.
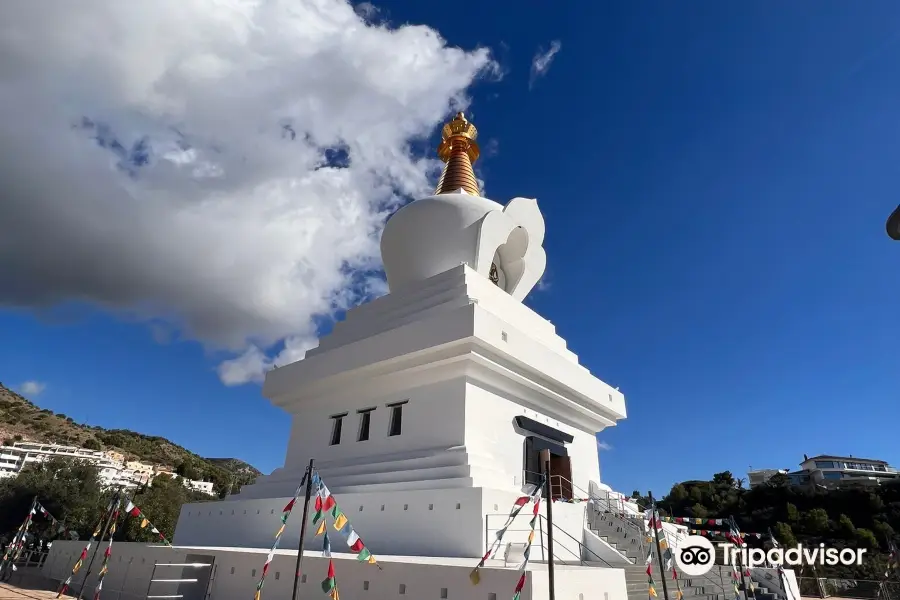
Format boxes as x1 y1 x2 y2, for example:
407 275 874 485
380 113 546 302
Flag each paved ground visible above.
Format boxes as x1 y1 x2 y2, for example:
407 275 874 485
0 580 75 600
0 583 69 600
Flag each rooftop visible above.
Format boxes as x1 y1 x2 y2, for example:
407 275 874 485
804 455 889 465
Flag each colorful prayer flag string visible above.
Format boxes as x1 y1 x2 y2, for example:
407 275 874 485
647 554 658 598
0 499 37 579
34 501 77 540
312 472 381 568
469 476 546 587
123 499 173 546
93 498 121 600
57 497 117 598
662 516 727 526
511 485 542 600
251 470 309 600
321 559 339 600
687 528 764 539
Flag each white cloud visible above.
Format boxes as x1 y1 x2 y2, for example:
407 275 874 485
529 40 562 89
19 381 47 397
0 0 497 386
596 440 612 451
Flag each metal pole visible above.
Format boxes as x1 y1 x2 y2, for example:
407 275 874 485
76 489 121 600
768 528 793 600
730 516 750 599
540 449 556 600
539 515 545 562
290 459 315 600
648 492 671 600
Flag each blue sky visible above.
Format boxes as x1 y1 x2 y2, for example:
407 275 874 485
2 1 900 498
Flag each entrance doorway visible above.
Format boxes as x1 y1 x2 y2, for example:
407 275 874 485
547 454 573 501
523 436 574 501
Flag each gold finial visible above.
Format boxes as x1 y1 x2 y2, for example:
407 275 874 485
435 112 481 196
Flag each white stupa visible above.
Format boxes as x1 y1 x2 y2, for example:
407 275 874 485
41 113 637 600
170 112 627 557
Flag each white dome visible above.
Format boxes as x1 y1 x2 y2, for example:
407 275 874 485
381 191 502 291
380 189 547 302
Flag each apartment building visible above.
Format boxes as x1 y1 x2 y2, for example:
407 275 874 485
788 454 899 487
0 440 217 495
0 441 140 488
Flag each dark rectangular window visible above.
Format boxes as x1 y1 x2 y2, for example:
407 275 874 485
357 409 374 442
330 413 347 446
387 401 407 437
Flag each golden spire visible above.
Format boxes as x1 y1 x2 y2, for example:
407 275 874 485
434 112 481 196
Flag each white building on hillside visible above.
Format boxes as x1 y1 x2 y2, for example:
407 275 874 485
789 454 899 487
0 441 139 488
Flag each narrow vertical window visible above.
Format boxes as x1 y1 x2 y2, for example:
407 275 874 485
330 413 346 445
387 401 407 437
357 408 374 442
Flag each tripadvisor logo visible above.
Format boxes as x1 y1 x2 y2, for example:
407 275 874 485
674 535 867 576
724 543 867 569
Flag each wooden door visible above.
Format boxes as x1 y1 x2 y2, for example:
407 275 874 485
549 454 573 500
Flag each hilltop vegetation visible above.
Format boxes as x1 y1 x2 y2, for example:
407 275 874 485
0 383 261 498
649 471 900 580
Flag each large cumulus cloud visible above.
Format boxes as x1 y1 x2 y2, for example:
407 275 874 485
0 0 496 384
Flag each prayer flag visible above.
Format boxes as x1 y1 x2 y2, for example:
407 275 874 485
321 560 336 594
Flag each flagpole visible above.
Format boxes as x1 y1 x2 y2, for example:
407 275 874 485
768 528 793 600
76 488 121 600
540 450 556 600
291 459 315 600
648 492 671 600
730 516 751 599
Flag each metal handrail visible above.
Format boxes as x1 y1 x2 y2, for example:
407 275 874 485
532 471 647 562
485 512 614 568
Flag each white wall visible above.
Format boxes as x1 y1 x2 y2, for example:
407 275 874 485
282 378 466 474
532 566 627 600
176 487 605 563
464 382 601 495
42 541 629 600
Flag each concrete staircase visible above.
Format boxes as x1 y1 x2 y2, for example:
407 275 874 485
625 563 781 600
588 508 646 564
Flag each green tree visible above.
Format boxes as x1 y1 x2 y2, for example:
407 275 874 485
873 520 894 541
669 484 688 503
786 503 799 523
690 503 709 518
120 476 208 544
82 438 101 451
838 514 855 536
712 471 736 488
0 458 105 540
803 508 830 534
773 522 797 546
855 528 879 549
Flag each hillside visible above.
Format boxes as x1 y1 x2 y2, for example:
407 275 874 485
654 470 900 580
0 382 261 497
